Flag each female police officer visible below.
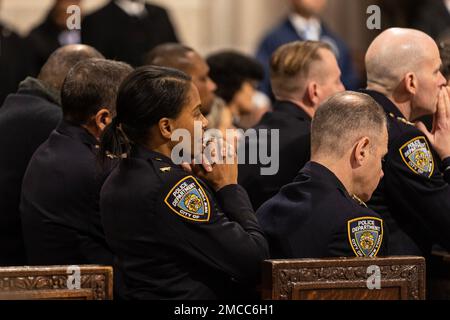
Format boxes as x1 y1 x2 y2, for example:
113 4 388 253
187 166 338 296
99 65 269 299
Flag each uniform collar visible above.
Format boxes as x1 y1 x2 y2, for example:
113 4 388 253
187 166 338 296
273 100 312 121
57 120 99 148
359 89 406 119
133 146 176 166
302 161 368 207
302 161 347 192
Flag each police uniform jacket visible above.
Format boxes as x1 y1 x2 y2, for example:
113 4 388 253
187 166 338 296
20 120 113 265
257 161 387 259
361 89 450 256
100 146 269 300
238 100 311 210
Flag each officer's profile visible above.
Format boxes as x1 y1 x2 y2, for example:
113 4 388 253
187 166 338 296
257 91 389 259
361 28 450 256
98 65 269 299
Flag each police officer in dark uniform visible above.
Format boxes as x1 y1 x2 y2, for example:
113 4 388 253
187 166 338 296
362 28 450 256
99 66 269 299
257 92 388 258
238 40 345 210
20 59 132 265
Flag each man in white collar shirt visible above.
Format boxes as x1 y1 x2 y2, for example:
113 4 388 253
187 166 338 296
82 0 178 67
256 0 359 98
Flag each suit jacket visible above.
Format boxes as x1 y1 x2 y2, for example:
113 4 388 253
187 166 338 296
256 18 359 97
82 1 178 66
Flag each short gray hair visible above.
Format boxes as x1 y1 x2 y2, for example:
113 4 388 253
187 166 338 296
311 91 387 158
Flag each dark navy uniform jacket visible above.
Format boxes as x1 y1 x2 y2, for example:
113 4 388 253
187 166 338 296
238 100 311 210
20 120 113 265
100 146 269 300
257 162 387 259
361 89 450 256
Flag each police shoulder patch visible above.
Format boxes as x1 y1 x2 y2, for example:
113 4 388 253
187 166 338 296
399 136 434 178
347 217 383 257
164 176 211 223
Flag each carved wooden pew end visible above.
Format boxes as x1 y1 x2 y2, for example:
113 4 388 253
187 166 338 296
262 256 425 300
0 265 113 300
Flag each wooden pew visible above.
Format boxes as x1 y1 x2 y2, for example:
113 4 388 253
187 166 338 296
0 265 113 300
262 256 425 300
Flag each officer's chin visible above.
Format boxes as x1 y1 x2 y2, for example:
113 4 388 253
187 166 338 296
359 192 371 203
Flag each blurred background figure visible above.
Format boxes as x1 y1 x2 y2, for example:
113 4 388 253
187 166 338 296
207 50 266 130
0 23 33 105
0 0 36 105
439 38 450 85
414 0 450 40
146 43 217 116
27 0 82 74
256 0 358 99
82 0 178 66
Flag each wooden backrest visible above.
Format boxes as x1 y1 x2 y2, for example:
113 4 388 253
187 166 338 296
262 256 425 300
0 265 113 300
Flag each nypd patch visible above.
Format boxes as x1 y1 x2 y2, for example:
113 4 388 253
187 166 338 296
164 176 211 222
347 217 383 257
399 137 434 178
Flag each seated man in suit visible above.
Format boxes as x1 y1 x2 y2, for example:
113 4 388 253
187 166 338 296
257 91 389 259
0 44 103 266
20 58 133 265
239 40 344 210
256 0 359 97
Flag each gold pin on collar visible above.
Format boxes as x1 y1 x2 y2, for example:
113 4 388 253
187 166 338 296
160 167 171 173
388 112 414 126
351 194 368 208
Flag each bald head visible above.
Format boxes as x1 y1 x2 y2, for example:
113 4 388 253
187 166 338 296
38 44 104 92
366 28 439 91
145 43 217 115
145 43 195 73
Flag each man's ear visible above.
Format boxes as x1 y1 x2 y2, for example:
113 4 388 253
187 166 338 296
95 108 112 132
306 82 320 106
404 72 418 95
353 137 370 167
158 118 173 139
